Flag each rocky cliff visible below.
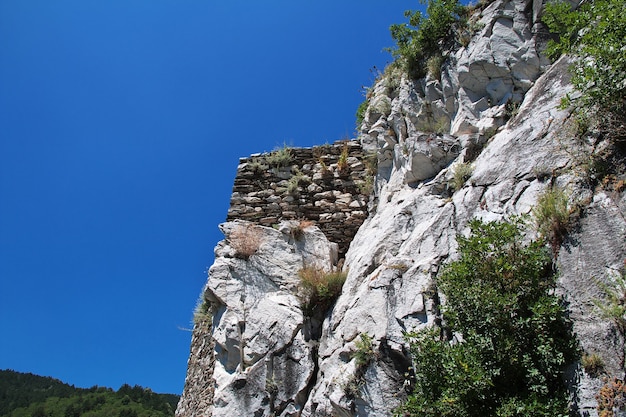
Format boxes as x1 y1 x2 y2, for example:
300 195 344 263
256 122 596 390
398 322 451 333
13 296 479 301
177 0 626 415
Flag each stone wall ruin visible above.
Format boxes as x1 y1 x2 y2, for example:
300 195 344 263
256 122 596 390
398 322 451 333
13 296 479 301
226 140 374 258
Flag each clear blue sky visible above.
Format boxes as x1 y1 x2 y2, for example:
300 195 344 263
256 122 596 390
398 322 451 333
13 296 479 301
0 1 418 395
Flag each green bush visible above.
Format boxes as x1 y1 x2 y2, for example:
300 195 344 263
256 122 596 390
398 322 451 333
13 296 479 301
397 218 578 416
389 0 466 78
542 0 626 140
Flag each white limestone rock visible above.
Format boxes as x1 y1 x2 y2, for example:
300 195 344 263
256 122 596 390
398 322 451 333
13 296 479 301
205 220 338 416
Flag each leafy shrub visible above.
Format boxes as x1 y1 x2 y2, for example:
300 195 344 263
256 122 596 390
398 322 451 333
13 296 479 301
229 224 263 260
388 0 466 78
298 267 347 316
542 0 626 141
533 186 571 257
397 218 578 416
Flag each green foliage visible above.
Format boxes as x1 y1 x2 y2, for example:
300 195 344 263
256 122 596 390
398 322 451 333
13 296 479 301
594 269 626 333
0 370 178 417
266 145 292 168
541 1 584 61
533 186 572 257
298 267 347 316
450 162 473 191
356 99 369 127
397 218 578 417
248 156 268 173
193 295 212 327
426 54 445 81
282 170 310 195
389 0 466 78
352 333 375 368
543 0 626 136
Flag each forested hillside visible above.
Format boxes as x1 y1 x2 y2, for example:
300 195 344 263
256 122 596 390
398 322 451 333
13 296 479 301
0 370 178 417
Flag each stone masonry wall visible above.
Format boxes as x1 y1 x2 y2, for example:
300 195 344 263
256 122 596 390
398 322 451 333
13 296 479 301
226 140 374 258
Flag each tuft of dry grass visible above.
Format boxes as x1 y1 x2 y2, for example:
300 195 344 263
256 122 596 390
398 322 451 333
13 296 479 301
230 224 263 260
581 353 605 377
298 266 347 316
290 219 315 241
337 143 350 172
426 54 445 81
450 162 474 191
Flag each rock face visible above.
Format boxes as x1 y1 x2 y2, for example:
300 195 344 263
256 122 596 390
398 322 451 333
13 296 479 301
177 0 626 416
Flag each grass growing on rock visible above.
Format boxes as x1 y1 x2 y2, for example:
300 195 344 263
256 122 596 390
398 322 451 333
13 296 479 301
229 224 263 260
450 162 473 191
298 267 347 316
533 186 573 257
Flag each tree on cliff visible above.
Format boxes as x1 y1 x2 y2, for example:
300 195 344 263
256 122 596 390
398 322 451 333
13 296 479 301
397 218 578 416
543 0 626 142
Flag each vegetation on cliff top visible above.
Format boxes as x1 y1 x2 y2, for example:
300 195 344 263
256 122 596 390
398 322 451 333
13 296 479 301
388 0 466 79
